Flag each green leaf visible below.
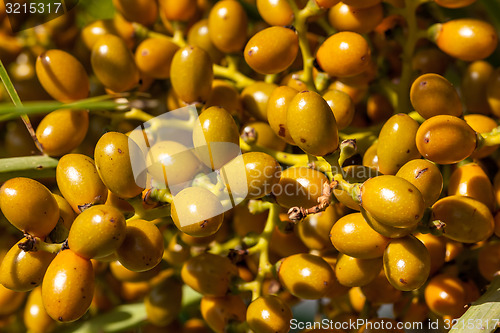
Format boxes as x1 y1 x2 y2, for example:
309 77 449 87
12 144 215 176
0 155 59 182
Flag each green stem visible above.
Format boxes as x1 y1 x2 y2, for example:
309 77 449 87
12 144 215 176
127 197 171 222
450 275 500 333
0 155 59 182
240 138 309 166
213 64 255 90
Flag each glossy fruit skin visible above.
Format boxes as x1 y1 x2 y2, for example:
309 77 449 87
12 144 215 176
425 273 467 317
171 187 224 237
0 284 26 316
465 114 498 158
278 253 334 299
221 152 281 200
208 0 248 53
487 68 500 117
244 26 299 75
435 0 477 8
412 233 444 276
201 295 246 333
247 295 292 333
273 166 329 209
323 89 355 130
377 114 421 175
172 45 214 104
342 0 381 8
298 204 343 250
42 249 94 322
109 260 160 282
287 90 339 156
242 82 277 122
54 194 76 230
330 212 390 258
415 115 477 165
116 220 164 272
36 109 89 156
159 0 197 21
478 243 500 281
256 0 293 26
333 166 378 211
192 106 240 169
448 163 495 211
396 159 443 208
187 19 224 63
0 177 59 237
91 34 140 92
335 253 382 287
0 237 55 292
242 122 287 152
360 270 402 305
112 0 158 25
181 252 237 296
328 2 383 34
145 274 183 326
67 205 126 259
94 132 144 199
205 80 243 119
362 142 379 171
135 38 179 79
316 31 371 78
267 85 298 145
432 195 494 243
360 175 425 228
362 209 415 239
383 235 431 291
410 74 462 119
35 49 89 102
24 287 55 333
462 61 494 115
434 19 498 61
56 154 108 213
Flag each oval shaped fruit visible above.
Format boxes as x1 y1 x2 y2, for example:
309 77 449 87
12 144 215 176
0 284 26 316
415 233 446 276
396 159 443 208
431 196 494 243
298 204 343 250
415 115 477 165
42 249 94 322
273 166 329 209
335 253 382 287
383 235 431 291
462 61 494 115
0 238 55 292
465 114 499 158
256 0 293 26
287 90 339 156
24 287 55 333
278 253 334 299
36 109 89 157
181 252 237 296
192 106 240 169
242 122 287 151
377 114 421 175
328 2 384 34
333 165 379 211
208 0 248 53
91 34 140 92
0 177 59 237
187 19 224 63
54 194 76 231
116 219 164 272
267 86 298 145
220 152 282 200
425 273 467 318
56 154 108 213
135 38 179 79
410 74 462 119
330 212 390 259
316 31 371 78
241 81 277 122
201 295 246 333
159 0 196 21
68 205 126 259
448 163 495 211
35 49 89 102
205 80 243 119
94 131 144 199
145 274 183 327
171 186 224 237
247 295 293 333
432 19 498 61
244 26 299 75
323 89 355 130
363 209 415 239
360 175 425 228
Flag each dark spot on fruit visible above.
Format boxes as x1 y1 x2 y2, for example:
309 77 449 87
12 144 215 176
424 138 430 143
36 165 43 170
31 281 36 285
118 148 123 154
406 149 410 153
420 81 427 86
408 188 413 192
415 168 428 179
472 208 477 216
400 278 407 284
361 56 366 61
247 50 253 56
415 215 420 219
141 50 149 57
58 317 63 321
110 218 115 223
300 138 306 143
278 124 286 137
201 220 208 228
